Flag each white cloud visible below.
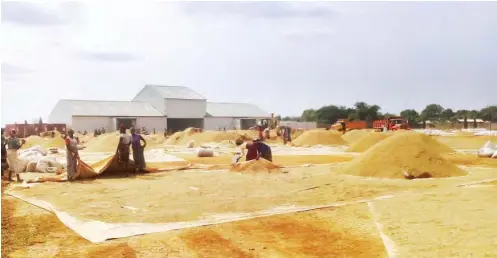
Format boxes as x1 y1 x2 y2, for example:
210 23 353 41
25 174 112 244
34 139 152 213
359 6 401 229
1 1 496 125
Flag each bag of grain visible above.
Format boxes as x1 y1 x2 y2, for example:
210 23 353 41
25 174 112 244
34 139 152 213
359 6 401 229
35 160 50 173
186 140 195 148
26 161 38 172
197 148 214 157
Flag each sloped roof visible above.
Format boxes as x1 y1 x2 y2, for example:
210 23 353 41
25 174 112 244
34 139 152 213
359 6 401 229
206 102 270 118
58 100 164 117
145 85 205 100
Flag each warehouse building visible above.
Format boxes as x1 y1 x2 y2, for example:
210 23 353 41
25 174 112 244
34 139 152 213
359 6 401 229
48 85 271 132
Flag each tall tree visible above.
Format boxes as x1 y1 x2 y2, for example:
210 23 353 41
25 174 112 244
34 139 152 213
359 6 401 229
400 109 420 125
301 109 317 122
315 105 344 124
441 108 455 122
420 104 444 121
479 106 497 122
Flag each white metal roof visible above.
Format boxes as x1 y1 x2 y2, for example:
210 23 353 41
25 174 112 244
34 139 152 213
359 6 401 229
58 100 164 117
206 102 270 118
146 85 205 100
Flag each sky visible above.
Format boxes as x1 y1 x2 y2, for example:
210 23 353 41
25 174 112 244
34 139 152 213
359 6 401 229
1 1 497 125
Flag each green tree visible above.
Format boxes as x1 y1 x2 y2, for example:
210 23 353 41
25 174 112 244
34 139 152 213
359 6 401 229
479 106 497 122
420 104 444 121
400 109 420 125
315 105 345 124
353 102 381 120
441 108 455 122
300 109 317 122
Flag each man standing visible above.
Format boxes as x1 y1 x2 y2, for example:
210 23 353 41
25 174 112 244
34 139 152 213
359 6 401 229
64 129 79 181
117 126 131 176
6 129 25 182
130 128 147 174
1 128 8 177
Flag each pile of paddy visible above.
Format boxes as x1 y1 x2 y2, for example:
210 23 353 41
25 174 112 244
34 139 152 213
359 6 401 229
165 128 258 146
340 131 464 179
230 159 280 173
292 130 346 146
345 132 391 152
83 133 120 152
21 135 67 149
341 129 370 144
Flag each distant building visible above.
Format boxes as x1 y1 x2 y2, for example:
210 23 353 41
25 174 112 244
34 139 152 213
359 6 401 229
48 85 271 132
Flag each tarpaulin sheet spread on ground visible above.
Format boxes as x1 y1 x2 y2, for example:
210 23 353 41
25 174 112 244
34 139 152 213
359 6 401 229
7 189 393 243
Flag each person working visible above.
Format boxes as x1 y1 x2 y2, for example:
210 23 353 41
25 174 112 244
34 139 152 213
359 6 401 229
1 128 8 177
117 126 131 176
63 129 79 181
235 138 272 162
130 128 147 174
6 129 25 182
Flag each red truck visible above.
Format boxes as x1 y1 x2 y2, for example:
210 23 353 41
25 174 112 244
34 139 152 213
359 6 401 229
373 117 410 131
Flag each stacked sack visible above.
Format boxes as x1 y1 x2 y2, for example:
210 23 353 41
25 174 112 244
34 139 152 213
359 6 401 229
477 141 497 159
18 145 65 173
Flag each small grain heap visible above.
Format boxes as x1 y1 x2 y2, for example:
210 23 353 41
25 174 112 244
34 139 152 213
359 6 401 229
165 128 256 146
340 132 463 179
292 130 346 146
345 132 391 152
230 159 280 173
341 130 370 144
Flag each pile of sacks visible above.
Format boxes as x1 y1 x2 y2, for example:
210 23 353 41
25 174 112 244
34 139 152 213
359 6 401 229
477 141 497 158
18 145 65 173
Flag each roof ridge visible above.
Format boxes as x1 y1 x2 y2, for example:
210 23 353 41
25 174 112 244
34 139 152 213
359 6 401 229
60 99 150 103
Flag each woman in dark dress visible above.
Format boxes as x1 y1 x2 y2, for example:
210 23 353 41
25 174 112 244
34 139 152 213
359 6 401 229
235 139 272 162
130 128 147 173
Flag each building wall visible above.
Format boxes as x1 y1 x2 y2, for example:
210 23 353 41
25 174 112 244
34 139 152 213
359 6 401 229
132 87 165 114
164 99 206 118
279 121 317 130
48 100 74 125
72 116 112 132
204 117 240 130
136 117 167 132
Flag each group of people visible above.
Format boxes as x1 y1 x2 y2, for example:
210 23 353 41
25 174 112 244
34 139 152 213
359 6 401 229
116 126 147 177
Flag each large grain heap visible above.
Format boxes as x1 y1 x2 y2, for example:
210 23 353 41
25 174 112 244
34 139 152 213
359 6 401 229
345 132 391 152
83 133 120 152
230 159 280 173
340 132 463 179
292 129 346 146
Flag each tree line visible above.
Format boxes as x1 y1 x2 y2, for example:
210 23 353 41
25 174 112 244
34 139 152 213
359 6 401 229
280 102 497 125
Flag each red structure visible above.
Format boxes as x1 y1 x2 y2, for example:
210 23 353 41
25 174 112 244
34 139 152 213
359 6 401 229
4 123 66 138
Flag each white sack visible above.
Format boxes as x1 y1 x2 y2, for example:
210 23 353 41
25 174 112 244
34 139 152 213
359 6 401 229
26 161 38 172
482 141 494 149
477 148 495 158
186 140 195 148
197 148 214 158
35 160 50 173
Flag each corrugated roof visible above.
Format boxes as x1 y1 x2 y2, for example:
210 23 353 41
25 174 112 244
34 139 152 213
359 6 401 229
146 85 205 100
59 100 164 117
206 102 270 118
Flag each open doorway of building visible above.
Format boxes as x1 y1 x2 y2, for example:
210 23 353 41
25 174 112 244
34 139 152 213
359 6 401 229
116 118 136 131
167 118 203 133
240 119 256 130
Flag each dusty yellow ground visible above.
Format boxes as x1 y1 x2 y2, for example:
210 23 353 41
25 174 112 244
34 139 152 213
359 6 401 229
3 132 497 257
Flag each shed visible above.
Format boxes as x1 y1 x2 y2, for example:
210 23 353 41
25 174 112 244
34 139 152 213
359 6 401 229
204 102 271 130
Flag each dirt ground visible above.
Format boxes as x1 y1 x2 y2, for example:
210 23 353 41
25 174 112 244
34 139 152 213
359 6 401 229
3 132 497 257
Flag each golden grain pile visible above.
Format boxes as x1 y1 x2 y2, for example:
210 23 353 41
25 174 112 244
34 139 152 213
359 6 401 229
21 134 67 149
83 133 120 152
292 130 346 146
345 132 391 152
434 135 497 149
341 130 370 144
230 159 280 173
340 132 463 179
164 129 258 146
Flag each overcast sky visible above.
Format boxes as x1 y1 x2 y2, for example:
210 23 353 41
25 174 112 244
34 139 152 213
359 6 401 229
2 1 496 125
